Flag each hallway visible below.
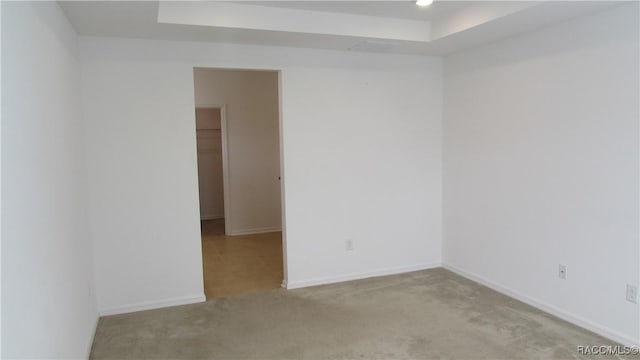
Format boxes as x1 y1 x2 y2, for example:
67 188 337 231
201 219 284 299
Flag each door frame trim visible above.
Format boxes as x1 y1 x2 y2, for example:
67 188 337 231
195 104 231 235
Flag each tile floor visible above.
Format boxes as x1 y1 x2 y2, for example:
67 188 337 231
201 219 283 299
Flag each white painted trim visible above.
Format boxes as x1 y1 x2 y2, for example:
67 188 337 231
98 294 206 316
286 262 441 289
219 104 232 236
195 104 231 236
277 70 289 301
227 226 282 236
442 263 640 347
200 215 224 221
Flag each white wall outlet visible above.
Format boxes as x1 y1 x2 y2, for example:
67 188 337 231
626 284 637 304
558 264 567 280
345 239 354 251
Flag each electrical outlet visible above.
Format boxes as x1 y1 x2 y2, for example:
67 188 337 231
558 264 567 280
345 239 354 251
626 284 637 304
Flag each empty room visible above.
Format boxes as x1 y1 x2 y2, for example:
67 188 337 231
2 1 638 359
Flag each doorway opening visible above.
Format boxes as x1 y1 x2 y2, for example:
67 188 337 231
193 68 285 300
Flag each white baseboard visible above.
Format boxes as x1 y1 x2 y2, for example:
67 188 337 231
98 294 206 316
228 226 281 236
201 215 224 220
442 263 639 347
285 262 441 289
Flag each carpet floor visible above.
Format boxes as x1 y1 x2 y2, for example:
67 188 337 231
90 268 619 359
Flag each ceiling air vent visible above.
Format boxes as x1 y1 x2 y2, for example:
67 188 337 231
348 40 396 53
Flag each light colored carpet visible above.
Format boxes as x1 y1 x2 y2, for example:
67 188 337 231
90 268 618 359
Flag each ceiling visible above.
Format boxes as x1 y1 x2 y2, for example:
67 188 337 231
236 1 472 21
59 1 621 55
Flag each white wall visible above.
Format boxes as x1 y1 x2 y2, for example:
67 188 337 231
80 37 442 312
80 48 206 315
443 3 639 346
1 2 98 357
194 69 281 234
282 67 442 287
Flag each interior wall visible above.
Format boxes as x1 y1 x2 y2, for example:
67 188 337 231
79 37 442 313
443 3 639 345
195 108 224 220
1 2 98 357
281 67 443 287
194 69 281 235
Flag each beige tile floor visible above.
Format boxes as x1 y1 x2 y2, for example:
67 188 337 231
201 219 283 299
